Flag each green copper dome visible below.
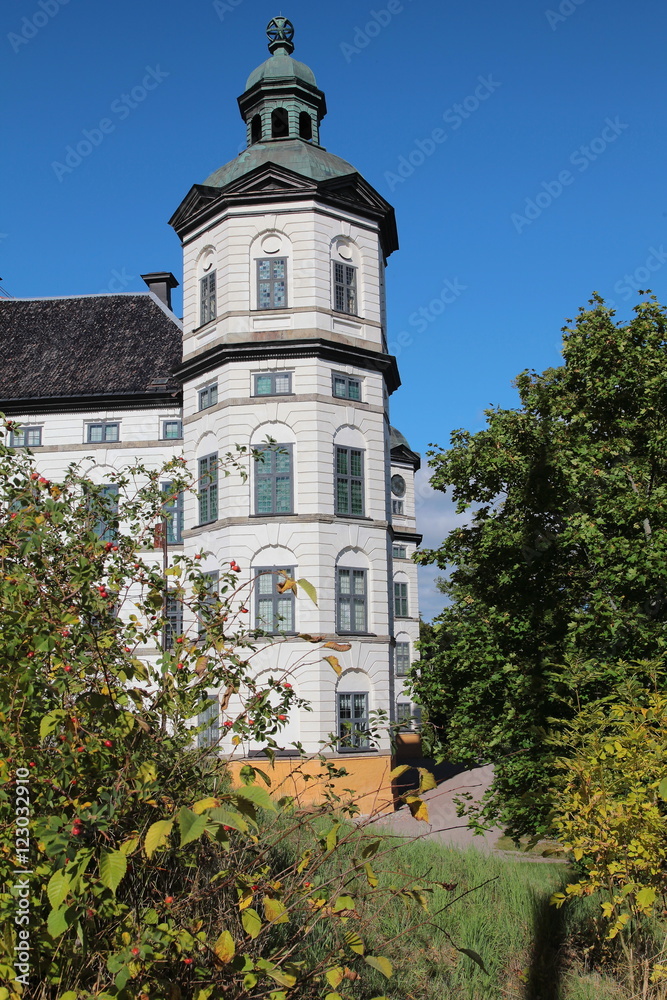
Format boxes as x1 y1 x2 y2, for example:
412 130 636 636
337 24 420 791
203 139 356 188
246 51 317 90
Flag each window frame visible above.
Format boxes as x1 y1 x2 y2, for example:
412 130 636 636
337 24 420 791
254 566 296 635
163 592 183 649
197 690 220 748
161 481 184 544
336 567 368 634
9 425 42 448
335 446 365 518
197 570 220 641
162 419 183 440
253 372 293 397
198 453 218 525
199 270 217 327
394 581 409 619
94 484 119 542
87 421 120 444
392 544 407 560
254 444 293 516
256 257 288 311
333 261 357 315
392 499 405 516
337 692 370 752
395 641 411 676
198 383 218 411
332 373 362 401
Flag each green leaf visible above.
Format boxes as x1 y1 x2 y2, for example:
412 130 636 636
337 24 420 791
325 823 340 853
296 578 318 605
40 709 65 741
178 806 208 847
99 850 127 894
209 807 248 833
458 947 489 974
333 894 355 913
47 870 72 909
58 994 78 1000
389 764 410 780
234 785 276 812
364 863 378 887
365 955 393 978
241 907 262 940
658 776 667 800
47 906 71 938
144 818 173 858
635 886 657 910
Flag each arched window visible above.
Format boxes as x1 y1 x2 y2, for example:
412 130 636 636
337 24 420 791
299 112 313 140
251 114 262 144
271 108 289 138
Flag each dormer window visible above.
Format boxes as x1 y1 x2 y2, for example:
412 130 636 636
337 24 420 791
271 108 289 138
299 112 313 140
251 114 262 144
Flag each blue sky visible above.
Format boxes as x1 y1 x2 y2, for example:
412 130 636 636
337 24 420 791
2 0 666 618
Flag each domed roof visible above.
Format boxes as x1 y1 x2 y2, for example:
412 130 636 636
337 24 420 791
390 426 412 451
203 139 357 188
246 50 317 90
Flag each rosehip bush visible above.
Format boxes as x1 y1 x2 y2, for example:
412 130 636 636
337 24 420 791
0 426 440 1000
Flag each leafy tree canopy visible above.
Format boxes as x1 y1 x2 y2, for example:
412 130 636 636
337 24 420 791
411 294 667 839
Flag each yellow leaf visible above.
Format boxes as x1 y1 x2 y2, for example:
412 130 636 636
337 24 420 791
192 797 219 815
405 795 429 823
365 955 393 979
144 819 173 858
324 655 342 676
389 764 410 780
325 967 344 988
263 896 289 924
213 930 235 963
323 641 352 652
296 578 318 605
418 768 437 792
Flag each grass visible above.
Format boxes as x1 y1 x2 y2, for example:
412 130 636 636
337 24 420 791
276 818 626 1000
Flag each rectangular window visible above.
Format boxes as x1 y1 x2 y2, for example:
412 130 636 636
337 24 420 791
95 485 119 542
200 271 217 326
335 447 364 517
255 567 296 634
396 702 412 731
337 568 367 633
333 262 357 315
87 422 119 443
392 545 407 560
198 454 218 525
257 258 287 310
198 571 220 640
198 692 220 748
394 581 409 618
9 426 42 447
395 641 411 676
254 444 293 515
253 372 292 396
392 499 405 516
163 593 183 649
198 384 218 410
162 420 183 440
332 373 361 401
338 692 369 751
161 482 184 544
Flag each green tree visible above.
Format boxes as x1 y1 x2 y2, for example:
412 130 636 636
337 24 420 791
412 295 667 839
0 425 444 1000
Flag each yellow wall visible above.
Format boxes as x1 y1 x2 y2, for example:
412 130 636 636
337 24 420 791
228 753 397 815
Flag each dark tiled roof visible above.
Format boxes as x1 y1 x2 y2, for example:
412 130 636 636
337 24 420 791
0 294 182 402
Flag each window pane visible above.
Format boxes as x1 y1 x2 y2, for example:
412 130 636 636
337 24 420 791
256 480 273 514
259 283 272 309
258 598 274 630
276 597 293 631
339 694 351 718
209 385 218 406
274 374 290 394
338 601 351 632
256 449 272 472
336 448 348 475
104 424 119 442
273 282 286 307
334 263 344 284
353 602 366 632
258 573 274 595
275 477 291 513
348 380 361 401
275 450 291 474
26 428 41 446
353 570 365 595
347 288 356 313
338 569 350 594
336 480 349 514
89 426 103 442
350 482 363 516
273 260 285 280
354 694 367 718
258 261 271 280
335 286 346 312
350 450 362 477
164 421 181 439
333 377 346 397
255 375 272 395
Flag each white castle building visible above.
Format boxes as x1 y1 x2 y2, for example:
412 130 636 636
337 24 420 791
0 18 421 787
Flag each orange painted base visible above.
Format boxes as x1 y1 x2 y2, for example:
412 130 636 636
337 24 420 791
227 754 397 815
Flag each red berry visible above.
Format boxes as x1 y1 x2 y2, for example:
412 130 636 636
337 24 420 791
112 545 118 552
304 881 313 888
284 682 292 689
71 826 82 836
63 665 72 673
165 895 174 905
131 947 140 956
30 473 39 480
123 646 131 653
223 825 232 832
9 513 17 519
28 762 35 768
251 885 259 892
105 542 113 551
176 637 183 644
240 608 248 614
194 554 201 560
77 746 85 752
26 652 34 659
183 958 193 965
247 719 254 726
223 720 233 728
103 739 112 748
277 715 286 722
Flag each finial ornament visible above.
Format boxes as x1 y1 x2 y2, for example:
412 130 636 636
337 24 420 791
267 16 295 55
